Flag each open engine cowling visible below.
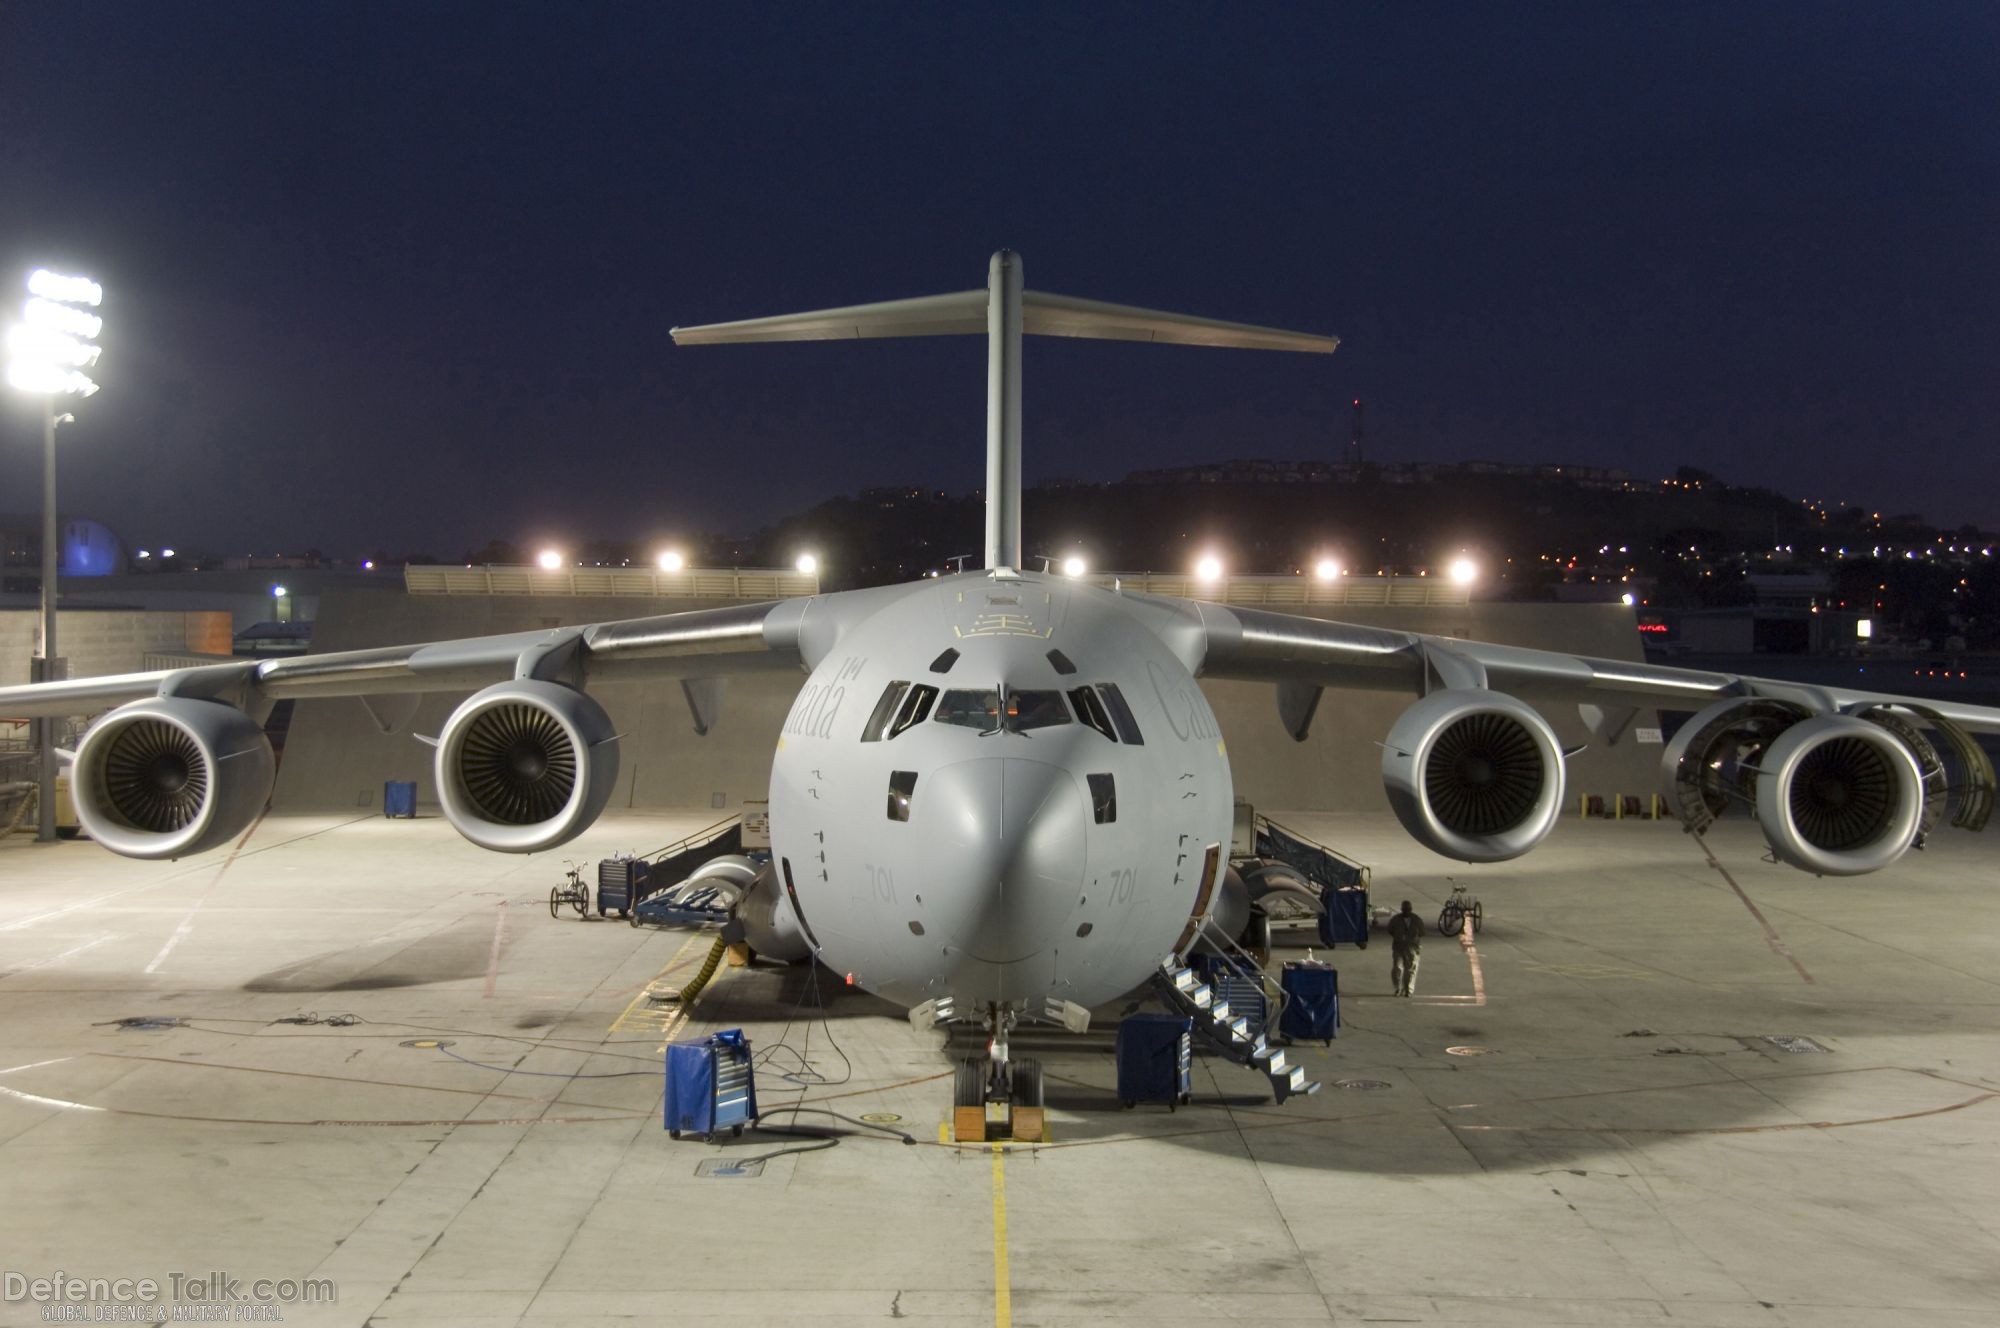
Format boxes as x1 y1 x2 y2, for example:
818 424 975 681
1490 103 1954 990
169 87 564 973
434 680 619 853
1382 689 1566 862
1753 714 1925 876
71 697 276 860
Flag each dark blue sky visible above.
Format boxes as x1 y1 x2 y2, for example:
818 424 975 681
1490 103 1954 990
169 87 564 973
3 3 1995 557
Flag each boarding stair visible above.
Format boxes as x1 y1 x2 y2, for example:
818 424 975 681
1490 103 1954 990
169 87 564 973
1238 814 1371 934
1153 956 1319 1104
628 818 764 930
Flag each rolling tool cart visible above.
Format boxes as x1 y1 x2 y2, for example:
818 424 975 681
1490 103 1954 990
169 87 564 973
664 1029 759 1140
1278 959 1339 1045
595 855 652 919
1318 884 1370 948
1116 1012 1193 1110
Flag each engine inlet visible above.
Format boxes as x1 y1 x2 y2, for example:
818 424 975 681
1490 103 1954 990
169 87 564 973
458 702 579 824
1425 712 1543 836
101 718 210 833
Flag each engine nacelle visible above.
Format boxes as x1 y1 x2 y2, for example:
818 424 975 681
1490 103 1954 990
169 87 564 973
434 680 619 853
71 697 276 860
1382 689 1566 862
1753 714 1925 876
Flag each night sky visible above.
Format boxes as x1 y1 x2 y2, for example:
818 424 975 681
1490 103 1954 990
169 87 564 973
3 3 1995 559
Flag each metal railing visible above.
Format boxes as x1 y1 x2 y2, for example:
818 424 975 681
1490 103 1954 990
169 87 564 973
405 565 819 599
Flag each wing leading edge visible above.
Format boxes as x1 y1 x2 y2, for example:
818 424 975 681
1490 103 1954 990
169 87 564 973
0 597 824 722
1191 600 2000 736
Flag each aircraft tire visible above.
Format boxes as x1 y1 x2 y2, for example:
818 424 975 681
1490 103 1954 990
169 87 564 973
1010 1058 1043 1109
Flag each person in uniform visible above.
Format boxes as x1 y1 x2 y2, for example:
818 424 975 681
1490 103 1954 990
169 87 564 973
1387 899 1424 997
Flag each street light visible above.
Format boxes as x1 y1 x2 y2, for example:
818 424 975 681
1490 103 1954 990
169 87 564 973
1313 557 1341 581
795 552 819 577
5 266 102 843
1060 554 1087 578
536 548 564 571
1447 556 1479 586
1195 553 1224 583
657 549 686 572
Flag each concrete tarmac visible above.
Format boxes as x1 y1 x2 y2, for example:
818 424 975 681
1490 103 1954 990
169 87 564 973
1 810 1996 1326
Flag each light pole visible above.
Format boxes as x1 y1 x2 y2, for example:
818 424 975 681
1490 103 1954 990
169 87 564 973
5 267 103 843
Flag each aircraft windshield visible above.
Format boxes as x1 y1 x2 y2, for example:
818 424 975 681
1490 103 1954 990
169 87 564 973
934 688 1073 734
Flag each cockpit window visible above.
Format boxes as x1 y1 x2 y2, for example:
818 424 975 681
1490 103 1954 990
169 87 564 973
1070 685 1116 742
933 688 1074 733
862 681 938 740
888 684 937 737
934 689 1000 730
1098 683 1145 745
861 682 909 742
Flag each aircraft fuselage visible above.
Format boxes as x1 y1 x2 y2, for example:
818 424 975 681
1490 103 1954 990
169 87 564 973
768 570 1232 1014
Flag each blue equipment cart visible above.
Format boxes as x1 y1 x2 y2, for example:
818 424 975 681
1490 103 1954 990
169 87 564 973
664 1029 758 1140
382 781 416 819
1116 1012 1193 1109
1278 960 1339 1045
596 856 652 919
1318 885 1370 948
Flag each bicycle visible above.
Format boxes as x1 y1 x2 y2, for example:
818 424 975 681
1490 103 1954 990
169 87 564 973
549 861 591 919
1437 881 1482 937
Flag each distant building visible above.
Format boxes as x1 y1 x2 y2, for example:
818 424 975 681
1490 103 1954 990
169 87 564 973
0 513 126 591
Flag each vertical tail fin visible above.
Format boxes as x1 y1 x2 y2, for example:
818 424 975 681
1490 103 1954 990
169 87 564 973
670 253 1337 571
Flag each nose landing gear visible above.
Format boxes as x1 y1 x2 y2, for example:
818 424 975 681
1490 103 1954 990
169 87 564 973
950 1004 1046 1143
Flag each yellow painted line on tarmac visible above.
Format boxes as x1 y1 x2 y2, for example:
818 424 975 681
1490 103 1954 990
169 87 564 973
990 1142 1012 1328
607 931 708 1036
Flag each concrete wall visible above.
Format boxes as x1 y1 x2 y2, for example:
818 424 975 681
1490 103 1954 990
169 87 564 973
0 609 232 688
275 590 1663 814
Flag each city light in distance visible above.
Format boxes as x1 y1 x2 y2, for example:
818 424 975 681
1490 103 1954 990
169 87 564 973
657 549 686 572
1313 557 1340 581
363 560 375 570
271 585 288 598
136 550 150 559
1061 555 1087 578
160 548 175 558
1195 553 1224 583
1447 556 1478 585
795 552 819 576
536 548 564 570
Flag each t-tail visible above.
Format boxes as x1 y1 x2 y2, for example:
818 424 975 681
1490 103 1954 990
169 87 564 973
669 251 1338 571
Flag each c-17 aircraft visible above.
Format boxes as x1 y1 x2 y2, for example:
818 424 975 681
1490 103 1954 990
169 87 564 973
5 252 1997 1120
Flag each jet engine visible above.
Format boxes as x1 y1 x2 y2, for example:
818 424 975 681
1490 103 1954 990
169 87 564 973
434 680 619 853
71 697 276 860
1382 689 1566 862
1751 715 1925 876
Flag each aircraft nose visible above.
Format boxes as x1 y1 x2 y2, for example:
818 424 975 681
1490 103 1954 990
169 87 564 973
926 757 1087 965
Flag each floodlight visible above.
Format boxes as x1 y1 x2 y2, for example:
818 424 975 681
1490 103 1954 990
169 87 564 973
136 550 150 559
1313 557 1340 581
1447 557 1478 585
27 269 102 306
1061 555 1086 578
1620 592 1635 606
363 560 375 570
271 584 288 598
658 550 686 572
23 297 102 341
1857 619 1873 640
161 548 175 558
6 324 100 367
537 549 564 570
1195 554 1224 583
5 360 97 396
795 553 819 576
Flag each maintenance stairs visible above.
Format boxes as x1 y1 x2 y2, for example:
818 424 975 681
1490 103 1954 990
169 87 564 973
1153 958 1320 1104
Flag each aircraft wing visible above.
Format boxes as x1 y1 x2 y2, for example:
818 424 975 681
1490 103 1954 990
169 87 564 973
0 598 818 721
1188 601 2000 736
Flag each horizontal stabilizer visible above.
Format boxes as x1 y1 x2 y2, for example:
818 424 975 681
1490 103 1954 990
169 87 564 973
673 289 1336 354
